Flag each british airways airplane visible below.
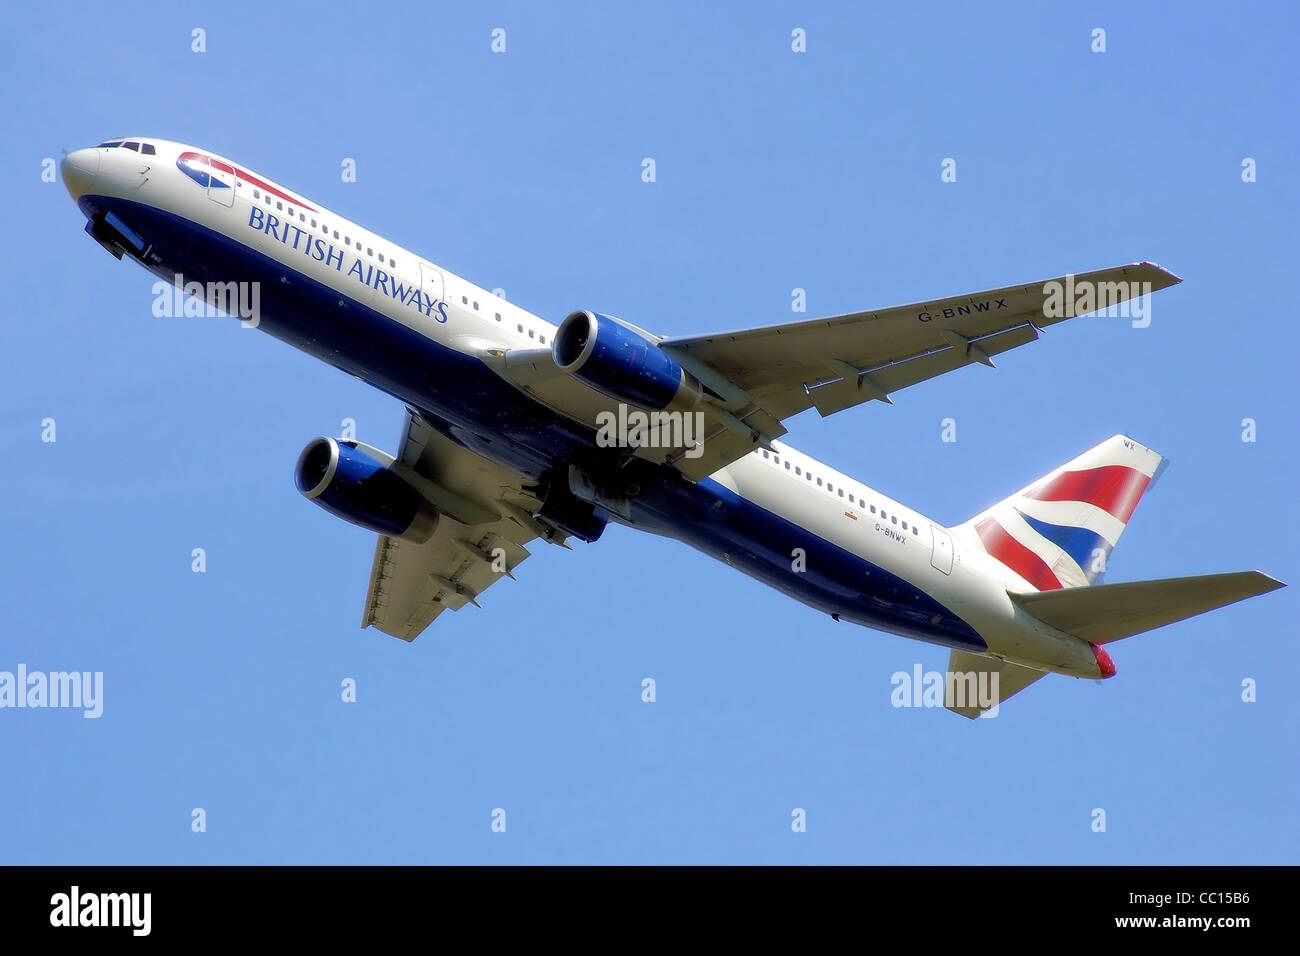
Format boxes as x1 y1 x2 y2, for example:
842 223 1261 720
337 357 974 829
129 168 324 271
60 138 1282 716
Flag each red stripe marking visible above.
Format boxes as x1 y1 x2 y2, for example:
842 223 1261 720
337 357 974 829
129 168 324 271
1024 465 1151 523
974 518 1062 591
178 151 316 212
234 166 316 212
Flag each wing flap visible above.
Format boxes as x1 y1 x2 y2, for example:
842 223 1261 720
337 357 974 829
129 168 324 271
360 411 549 642
807 322 1039 416
363 519 535 641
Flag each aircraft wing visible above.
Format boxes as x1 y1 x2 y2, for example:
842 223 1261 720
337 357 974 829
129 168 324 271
361 411 550 641
495 263 1178 482
657 262 1181 478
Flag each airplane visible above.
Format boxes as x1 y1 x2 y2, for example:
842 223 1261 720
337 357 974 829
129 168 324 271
59 137 1283 717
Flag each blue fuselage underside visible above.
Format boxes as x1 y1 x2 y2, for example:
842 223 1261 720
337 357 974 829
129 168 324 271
80 194 985 652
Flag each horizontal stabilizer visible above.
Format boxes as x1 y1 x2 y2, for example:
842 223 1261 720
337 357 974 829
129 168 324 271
1009 571 1284 644
945 650 1049 719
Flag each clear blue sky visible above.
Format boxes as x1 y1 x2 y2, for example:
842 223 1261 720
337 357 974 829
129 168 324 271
2 1 1295 864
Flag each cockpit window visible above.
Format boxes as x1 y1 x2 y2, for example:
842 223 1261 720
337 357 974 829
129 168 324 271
123 142 140 151
97 141 122 148
141 143 156 155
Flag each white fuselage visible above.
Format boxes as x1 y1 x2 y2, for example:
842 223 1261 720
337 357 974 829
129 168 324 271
60 137 1108 681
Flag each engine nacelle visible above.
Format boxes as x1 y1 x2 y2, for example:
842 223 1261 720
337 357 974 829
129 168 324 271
553 310 702 412
295 437 437 543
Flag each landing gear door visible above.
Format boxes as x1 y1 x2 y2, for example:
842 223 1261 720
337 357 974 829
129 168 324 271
418 262 445 317
930 525 954 574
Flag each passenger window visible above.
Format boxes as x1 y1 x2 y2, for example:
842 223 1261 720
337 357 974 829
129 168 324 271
288 207 295 217
495 313 501 321
366 247 373 256
333 231 339 239
806 472 812 481
762 451 769 459
872 506 878 515
539 336 546 344
473 302 479 310
784 461 791 470
345 237 351 246
462 296 469 305
816 478 822 486
528 329 535 338
795 467 801 476
902 522 908 531
141 143 156 155
253 189 261 199
276 201 283 210
849 494 855 503
912 527 919 536
838 489 844 498
300 213 306 222
892 516 898 525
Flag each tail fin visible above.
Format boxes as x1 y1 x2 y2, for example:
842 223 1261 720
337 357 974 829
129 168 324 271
958 435 1165 590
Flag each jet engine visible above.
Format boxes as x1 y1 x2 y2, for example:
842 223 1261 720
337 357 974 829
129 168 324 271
553 310 702 411
294 437 437 543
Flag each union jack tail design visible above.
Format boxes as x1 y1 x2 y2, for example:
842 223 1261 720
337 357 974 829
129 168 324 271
958 435 1165 590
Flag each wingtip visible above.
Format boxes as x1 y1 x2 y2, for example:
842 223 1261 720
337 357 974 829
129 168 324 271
1135 261 1183 285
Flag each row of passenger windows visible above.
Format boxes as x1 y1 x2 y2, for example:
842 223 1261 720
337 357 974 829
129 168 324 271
760 449 920 535
97 140 156 155
92 144 548 342
248 188 400 270
455 294 548 344
247 185 554 344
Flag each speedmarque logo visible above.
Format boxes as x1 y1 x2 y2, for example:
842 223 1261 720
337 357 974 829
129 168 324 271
49 886 151 936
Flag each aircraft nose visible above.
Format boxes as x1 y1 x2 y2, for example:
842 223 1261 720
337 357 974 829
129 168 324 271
61 148 100 200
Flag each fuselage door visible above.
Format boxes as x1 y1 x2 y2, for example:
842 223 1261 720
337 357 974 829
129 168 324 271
418 261 445 315
206 156 237 207
930 525 954 574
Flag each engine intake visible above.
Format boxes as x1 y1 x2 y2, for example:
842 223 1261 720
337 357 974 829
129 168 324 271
295 437 437 543
554 310 701 411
